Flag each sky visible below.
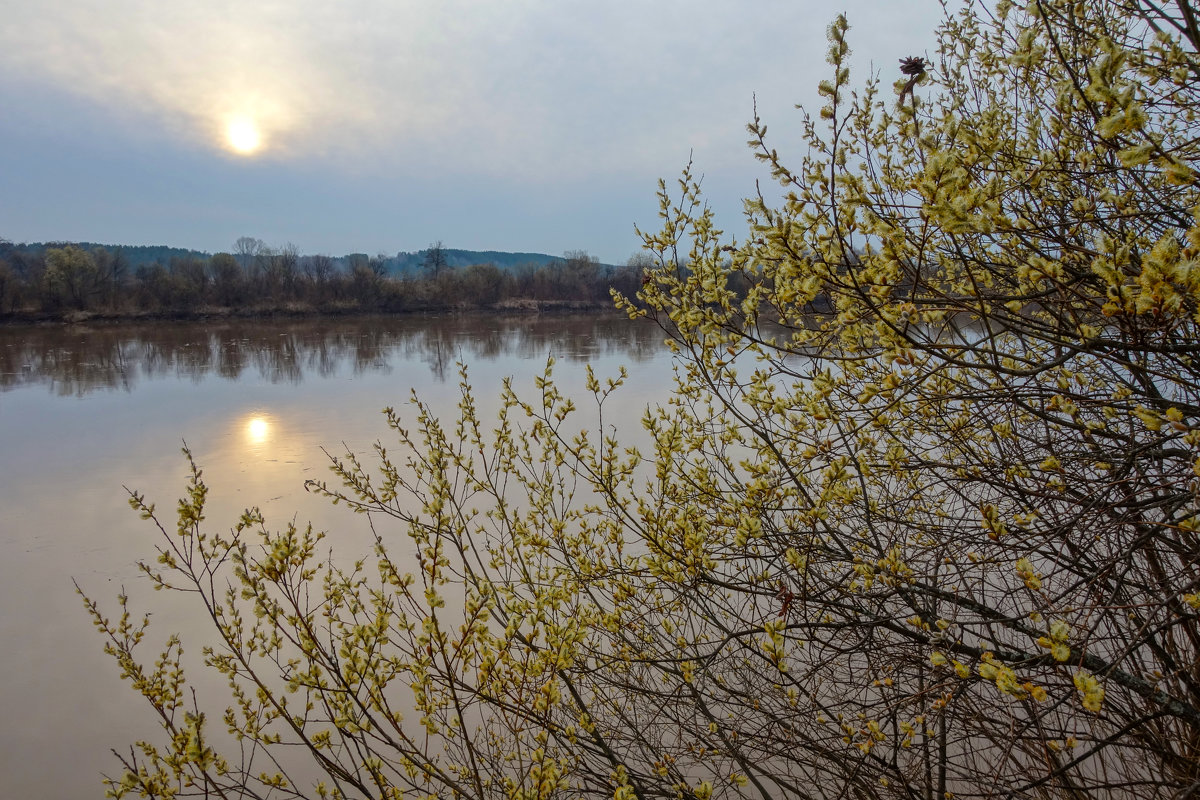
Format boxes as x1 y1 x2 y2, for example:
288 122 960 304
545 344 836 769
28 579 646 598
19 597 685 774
0 0 945 265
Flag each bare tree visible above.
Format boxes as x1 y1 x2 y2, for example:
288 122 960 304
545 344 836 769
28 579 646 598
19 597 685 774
423 240 449 279
233 236 265 271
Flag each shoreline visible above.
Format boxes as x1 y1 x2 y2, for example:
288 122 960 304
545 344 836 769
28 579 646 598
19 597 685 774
0 298 625 328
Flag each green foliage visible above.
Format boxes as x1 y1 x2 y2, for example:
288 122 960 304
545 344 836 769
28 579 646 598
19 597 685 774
82 1 1200 798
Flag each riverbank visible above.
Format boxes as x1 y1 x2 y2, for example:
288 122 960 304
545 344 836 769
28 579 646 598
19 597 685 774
0 297 622 327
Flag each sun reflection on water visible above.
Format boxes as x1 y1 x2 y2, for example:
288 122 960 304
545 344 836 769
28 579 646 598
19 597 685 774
244 413 272 446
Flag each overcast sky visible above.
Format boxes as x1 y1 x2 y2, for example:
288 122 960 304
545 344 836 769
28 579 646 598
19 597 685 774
0 1 944 264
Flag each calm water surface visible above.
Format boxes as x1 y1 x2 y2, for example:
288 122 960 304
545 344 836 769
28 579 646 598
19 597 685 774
0 314 673 800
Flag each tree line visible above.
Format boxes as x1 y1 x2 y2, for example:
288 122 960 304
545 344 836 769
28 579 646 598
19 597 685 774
0 238 648 318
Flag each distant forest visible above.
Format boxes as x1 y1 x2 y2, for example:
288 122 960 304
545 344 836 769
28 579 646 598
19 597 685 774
0 238 651 320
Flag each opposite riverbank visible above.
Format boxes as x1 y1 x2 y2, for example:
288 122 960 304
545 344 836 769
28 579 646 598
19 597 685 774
0 297 623 327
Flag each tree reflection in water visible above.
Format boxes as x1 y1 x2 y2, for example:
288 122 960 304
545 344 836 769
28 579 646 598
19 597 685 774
0 313 660 397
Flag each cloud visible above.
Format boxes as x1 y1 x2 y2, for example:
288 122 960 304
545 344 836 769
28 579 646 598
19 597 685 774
5 1 374 156
1 1 944 179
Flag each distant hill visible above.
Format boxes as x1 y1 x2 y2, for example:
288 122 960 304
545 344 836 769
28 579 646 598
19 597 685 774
1 241 609 275
319 248 609 276
3 242 212 269
388 249 566 273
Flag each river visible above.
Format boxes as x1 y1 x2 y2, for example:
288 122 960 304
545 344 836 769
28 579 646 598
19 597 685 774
0 313 673 800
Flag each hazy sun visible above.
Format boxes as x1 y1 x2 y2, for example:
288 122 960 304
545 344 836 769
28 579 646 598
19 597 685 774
226 118 262 155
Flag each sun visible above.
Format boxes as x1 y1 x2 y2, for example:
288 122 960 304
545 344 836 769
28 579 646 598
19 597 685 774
226 118 262 155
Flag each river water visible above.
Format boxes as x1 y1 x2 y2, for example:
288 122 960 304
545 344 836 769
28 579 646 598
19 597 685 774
0 313 673 800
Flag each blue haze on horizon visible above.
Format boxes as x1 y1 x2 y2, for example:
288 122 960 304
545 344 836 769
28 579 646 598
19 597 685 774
0 1 943 265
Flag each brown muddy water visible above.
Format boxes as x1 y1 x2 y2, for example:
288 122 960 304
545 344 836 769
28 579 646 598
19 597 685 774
0 313 673 799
